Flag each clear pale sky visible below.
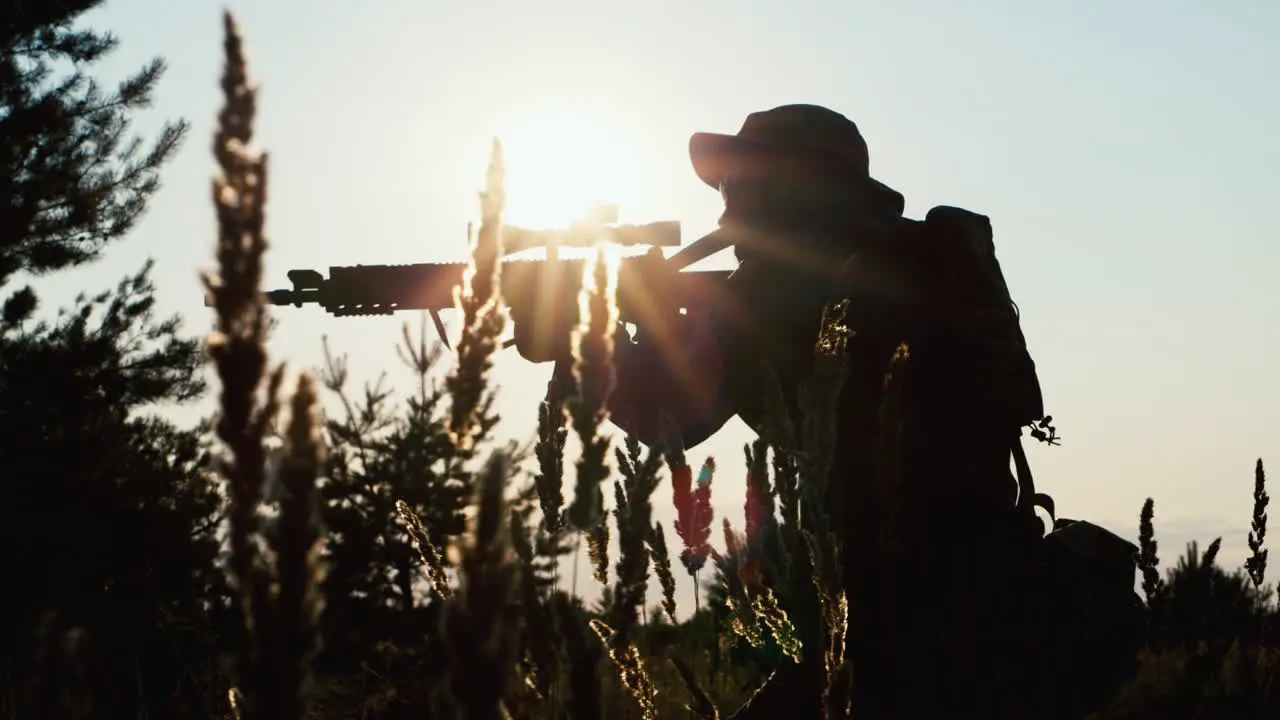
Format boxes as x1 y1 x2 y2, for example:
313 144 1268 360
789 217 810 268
28 0 1279 608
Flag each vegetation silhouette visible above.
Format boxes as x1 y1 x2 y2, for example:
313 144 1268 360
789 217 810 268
0 5 1275 720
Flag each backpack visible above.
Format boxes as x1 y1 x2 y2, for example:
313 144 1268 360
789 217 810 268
919 205 1044 430
1040 518 1145 717
922 206 1143 716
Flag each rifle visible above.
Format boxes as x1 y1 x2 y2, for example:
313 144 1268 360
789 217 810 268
253 208 736 363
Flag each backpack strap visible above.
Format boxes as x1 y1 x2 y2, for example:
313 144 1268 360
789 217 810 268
1012 430 1055 528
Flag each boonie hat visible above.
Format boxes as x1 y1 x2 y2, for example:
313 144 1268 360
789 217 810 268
689 104 905 214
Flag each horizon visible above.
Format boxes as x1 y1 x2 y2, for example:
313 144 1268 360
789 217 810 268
18 0 1279 614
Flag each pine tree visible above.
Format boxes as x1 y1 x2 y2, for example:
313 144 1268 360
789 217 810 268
0 3 219 717
0 263 228 718
313 319 511 716
0 0 187 319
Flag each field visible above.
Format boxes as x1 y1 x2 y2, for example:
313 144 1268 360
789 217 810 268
1 6 1275 720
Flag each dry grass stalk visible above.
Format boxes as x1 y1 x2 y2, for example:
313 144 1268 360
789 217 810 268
753 366 805 545
866 340 909 706
508 508 559 703
273 372 327 718
718 521 765 650
749 336 854 714
589 619 659 719
609 436 664 649
719 516 800 663
743 440 776 555
1246 459 1269 589
771 438 802 577
1202 537 1223 567
873 343 909 550
439 454 519 720
566 245 619 531
800 297 853 500
798 298 852 541
205 7 271 631
202 12 288 719
395 499 453 600
669 656 720 719
743 438 792 595
586 516 610 585
753 589 802 663
797 295 857 718
446 139 507 452
1139 498 1163 605
818 590 851 719
531 385 572 701
534 396 569 533
204 13 330 719
647 522 678 621
227 688 243 719
551 597 605 720
727 671 780 719
725 594 768 651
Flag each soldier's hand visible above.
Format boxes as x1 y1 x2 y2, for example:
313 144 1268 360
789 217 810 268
509 300 576 364
608 307 728 447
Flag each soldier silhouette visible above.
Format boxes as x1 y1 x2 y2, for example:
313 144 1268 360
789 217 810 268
533 104 1054 717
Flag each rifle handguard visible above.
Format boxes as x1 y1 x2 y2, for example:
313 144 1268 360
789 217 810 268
257 251 733 363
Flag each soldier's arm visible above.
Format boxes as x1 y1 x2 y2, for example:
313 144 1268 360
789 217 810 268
547 229 845 450
605 308 738 449
605 245 842 447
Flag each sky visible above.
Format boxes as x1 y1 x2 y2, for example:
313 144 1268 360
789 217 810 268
26 0 1280 612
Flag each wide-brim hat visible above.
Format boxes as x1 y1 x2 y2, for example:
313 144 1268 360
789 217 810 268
689 104 905 215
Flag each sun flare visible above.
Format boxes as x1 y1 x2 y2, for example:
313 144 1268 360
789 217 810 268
493 106 646 233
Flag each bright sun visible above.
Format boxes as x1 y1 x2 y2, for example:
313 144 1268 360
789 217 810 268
493 106 646 231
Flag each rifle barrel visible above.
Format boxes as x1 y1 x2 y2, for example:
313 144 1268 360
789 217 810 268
263 257 733 322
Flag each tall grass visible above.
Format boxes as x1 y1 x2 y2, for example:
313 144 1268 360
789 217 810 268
204 13 325 719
